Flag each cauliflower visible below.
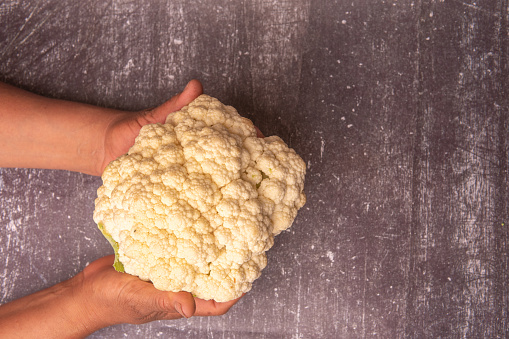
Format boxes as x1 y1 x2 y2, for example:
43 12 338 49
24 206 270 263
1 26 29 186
93 95 306 302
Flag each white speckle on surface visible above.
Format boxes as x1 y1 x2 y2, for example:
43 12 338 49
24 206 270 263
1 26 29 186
7 220 18 233
125 59 134 70
326 251 335 263
35 270 48 284
1 1 503 337
320 138 325 161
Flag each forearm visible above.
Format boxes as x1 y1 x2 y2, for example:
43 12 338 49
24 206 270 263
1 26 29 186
0 275 104 338
0 82 123 175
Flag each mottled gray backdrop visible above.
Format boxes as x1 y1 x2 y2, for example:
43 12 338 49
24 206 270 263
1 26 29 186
1 1 508 338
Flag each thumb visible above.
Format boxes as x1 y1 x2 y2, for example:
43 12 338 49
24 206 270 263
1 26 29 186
171 79 204 110
139 79 203 125
155 291 196 319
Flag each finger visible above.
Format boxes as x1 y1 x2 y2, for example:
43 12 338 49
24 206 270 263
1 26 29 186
153 290 196 319
82 255 116 276
168 291 197 319
194 294 244 316
158 79 203 114
139 79 203 125
255 126 264 138
173 79 203 110
90 255 115 267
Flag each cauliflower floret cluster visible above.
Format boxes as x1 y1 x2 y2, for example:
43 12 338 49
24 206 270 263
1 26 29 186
93 95 306 302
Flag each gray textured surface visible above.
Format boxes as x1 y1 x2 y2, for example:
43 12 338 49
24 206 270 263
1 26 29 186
1 0 508 338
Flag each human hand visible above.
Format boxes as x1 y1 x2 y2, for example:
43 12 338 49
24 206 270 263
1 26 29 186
0 80 262 176
98 80 203 175
0 254 241 338
75 255 242 327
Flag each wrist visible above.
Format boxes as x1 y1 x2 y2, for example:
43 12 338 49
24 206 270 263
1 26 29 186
65 271 116 334
98 110 147 176
0 83 124 175
0 273 107 338
76 107 128 177
89 111 122 177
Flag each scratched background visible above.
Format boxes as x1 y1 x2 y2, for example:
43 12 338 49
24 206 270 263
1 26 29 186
1 0 508 338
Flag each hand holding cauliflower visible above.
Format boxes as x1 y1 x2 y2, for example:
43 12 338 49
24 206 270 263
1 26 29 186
94 95 306 302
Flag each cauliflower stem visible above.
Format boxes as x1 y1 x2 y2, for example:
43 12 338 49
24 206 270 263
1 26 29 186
97 222 125 272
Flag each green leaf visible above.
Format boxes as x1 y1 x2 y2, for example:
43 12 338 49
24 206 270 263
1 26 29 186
97 222 125 273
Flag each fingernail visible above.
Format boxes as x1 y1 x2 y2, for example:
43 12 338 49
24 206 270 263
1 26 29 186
174 301 188 318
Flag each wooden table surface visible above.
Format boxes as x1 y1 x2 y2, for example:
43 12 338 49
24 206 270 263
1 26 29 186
1 1 508 338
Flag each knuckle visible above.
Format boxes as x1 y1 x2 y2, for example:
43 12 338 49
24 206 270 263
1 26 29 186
157 296 169 311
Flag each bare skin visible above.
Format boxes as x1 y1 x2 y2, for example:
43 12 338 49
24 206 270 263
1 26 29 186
0 79 203 175
0 80 244 338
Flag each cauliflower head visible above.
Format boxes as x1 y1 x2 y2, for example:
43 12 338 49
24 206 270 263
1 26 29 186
93 94 306 302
